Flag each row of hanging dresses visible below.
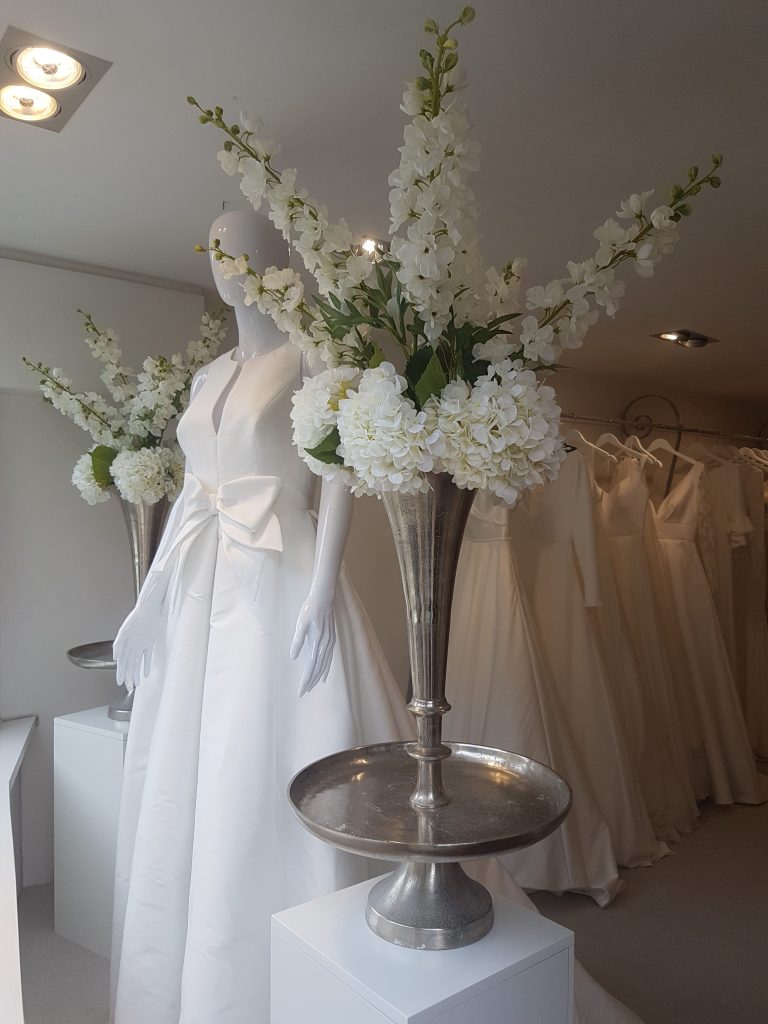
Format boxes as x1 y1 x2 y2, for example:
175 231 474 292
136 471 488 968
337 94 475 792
447 446 767 907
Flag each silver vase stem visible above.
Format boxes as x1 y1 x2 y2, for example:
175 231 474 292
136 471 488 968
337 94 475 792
382 474 476 811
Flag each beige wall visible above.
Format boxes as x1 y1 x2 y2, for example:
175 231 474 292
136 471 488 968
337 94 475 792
0 258 204 886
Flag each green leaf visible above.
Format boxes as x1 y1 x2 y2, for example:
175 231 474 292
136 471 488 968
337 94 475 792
369 344 386 368
90 445 117 487
414 350 447 408
304 428 343 465
405 346 433 391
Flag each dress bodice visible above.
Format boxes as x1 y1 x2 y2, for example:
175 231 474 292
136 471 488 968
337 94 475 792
651 462 704 544
601 459 649 540
176 344 314 513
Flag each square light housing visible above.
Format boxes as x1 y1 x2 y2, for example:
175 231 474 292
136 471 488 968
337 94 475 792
0 26 111 132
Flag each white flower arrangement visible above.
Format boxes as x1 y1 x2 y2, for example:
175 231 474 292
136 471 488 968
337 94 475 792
191 7 722 503
24 309 227 505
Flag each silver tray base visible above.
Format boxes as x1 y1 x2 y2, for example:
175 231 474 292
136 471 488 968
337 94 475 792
366 861 493 950
289 741 571 949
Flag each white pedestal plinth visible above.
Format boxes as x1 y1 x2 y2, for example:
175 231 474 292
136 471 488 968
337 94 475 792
272 877 574 1024
54 706 128 958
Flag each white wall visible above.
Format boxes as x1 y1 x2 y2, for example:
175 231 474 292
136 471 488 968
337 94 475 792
0 257 203 886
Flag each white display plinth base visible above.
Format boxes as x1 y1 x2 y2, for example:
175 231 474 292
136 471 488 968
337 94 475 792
272 876 574 1024
54 705 128 958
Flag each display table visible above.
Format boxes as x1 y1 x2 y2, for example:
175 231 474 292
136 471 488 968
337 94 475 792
54 705 128 958
272 876 574 1024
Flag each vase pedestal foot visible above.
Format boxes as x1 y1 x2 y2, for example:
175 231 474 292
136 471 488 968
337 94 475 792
366 861 493 950
108 686 133 722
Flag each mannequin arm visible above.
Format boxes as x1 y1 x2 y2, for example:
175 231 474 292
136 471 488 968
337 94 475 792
290 478 353 696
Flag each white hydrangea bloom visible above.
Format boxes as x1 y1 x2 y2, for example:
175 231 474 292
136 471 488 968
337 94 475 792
71 452 111 505
425 360 565 504
111 447 179 505
291 366 358 485
336 363 436 496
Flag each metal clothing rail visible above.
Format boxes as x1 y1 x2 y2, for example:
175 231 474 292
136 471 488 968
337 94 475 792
560 411 768 446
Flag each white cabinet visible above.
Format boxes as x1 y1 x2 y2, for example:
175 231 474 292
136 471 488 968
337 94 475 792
54 706 128 958
272 877 574 1024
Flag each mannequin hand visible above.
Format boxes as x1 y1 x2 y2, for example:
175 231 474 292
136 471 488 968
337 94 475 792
113 579 166 691
290 591 336 697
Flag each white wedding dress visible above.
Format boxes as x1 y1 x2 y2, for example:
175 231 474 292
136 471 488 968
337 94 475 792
507 452 666 868
598 457 699 839
733 463 768 756
446 492 623 906
110 345 413 1024
650 462 767 805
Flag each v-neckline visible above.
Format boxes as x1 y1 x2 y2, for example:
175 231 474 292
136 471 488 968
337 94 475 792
211 343 289 438
649 461 701 519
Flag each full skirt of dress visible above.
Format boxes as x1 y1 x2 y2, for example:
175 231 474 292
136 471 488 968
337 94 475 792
446 535 623 906
111 510 413 1024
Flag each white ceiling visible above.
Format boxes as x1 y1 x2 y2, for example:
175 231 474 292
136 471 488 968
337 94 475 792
1 0 766 401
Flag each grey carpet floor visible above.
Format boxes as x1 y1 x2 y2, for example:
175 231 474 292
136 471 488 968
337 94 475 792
532 797 768 1024
18 796 768 1023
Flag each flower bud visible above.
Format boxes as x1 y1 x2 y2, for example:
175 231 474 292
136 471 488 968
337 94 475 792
415 76 431 90
687 166 698 180
223 140 233 151
444 37 458 49
424 18 438 33
709 175 721 188
214 106 223 118
194 244 206 253
678 203 692 217
461 6 476 23
186 96 197 105
231 124 240 134
444 51 459 70
712 152 723 167
199 114 211 124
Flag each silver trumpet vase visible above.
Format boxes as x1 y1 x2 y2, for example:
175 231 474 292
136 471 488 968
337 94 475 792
67 495 171 722
289 474 571 950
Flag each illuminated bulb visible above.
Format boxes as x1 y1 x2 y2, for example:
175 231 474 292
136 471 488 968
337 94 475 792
0 84 59 122
361 238 377 255
659 332 680 341
15 46 84 90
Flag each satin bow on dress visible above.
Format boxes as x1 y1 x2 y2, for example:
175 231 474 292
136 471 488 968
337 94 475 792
153 472 284 607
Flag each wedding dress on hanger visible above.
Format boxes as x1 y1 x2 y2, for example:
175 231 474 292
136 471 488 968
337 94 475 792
733 461 768 756
649 460 767 805
506 450 667 867
701 460 753 666
590 455 698 840
110 344 413 1024
446 490 623 906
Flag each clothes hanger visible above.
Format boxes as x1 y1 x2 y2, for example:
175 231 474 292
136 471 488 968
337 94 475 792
687 441 728 464
596 432 646 462
625 434 663 468
646 437 701 465
563 428 617 462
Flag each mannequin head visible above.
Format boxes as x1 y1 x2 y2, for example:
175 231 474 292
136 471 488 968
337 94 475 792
208 209 289 308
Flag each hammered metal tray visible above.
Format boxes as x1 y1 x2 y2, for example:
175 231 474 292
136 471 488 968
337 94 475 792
66 641 116 670
289 741 571 863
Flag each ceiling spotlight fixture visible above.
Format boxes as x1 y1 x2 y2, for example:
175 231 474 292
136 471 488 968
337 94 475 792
0 26 111 132
14 46 84 90
0 83 58 122
652 329 720 349
353 236 389 263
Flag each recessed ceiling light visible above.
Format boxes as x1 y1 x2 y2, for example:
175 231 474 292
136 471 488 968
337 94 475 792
14 46 85 90
0 83 58 122
0 26 111 132
651 329 720 349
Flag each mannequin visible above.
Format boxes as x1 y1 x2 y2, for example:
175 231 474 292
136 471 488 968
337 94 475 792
110 209 412 1024
114 209 348 696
